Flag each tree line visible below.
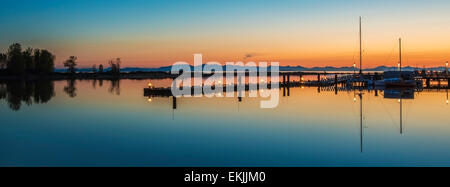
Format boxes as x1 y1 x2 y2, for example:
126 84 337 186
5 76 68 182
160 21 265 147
1 43 122 76
63 56 121 75
0 43 55 75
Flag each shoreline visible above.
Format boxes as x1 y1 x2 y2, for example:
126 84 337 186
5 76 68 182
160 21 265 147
0 72 178 80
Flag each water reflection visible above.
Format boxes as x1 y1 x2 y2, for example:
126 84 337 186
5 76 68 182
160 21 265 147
63 79 77 98
145 81 449 154
0 79 449 166
0 79 123 111
109 79 120 95
0 80 55 111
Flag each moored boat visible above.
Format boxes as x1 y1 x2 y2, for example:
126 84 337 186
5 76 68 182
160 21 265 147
375 38 420 88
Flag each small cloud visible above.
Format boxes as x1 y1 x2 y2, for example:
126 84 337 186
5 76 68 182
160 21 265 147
244 54 254 60
243 53 265 60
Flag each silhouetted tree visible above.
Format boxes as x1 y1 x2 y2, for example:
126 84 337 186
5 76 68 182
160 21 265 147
64 79 77 97
98 64 104 73
6 43 25 75
63 56 77 73
0 53 7 70
35 49 55 74
108 58 121 74
23 47 34 73
1 43 55 75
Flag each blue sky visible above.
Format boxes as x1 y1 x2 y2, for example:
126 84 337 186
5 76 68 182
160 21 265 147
1 0 450 67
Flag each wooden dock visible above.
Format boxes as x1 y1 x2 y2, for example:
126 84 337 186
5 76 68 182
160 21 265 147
144 72 449 97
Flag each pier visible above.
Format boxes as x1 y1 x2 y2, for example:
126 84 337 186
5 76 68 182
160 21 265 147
144 71 449 97
418 73 450 89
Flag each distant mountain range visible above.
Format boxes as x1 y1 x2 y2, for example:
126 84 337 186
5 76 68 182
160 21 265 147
55 65 447 73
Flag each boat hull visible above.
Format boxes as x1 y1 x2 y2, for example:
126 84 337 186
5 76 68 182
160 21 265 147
385 81 417 88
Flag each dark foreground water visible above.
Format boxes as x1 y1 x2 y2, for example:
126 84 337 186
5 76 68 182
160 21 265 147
0 79 449 166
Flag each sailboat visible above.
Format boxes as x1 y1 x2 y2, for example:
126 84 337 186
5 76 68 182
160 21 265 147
347 17 373 87
375 38 417 88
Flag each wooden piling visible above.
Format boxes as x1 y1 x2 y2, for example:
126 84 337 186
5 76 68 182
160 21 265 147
172 96 177 109
287 85 290 96
438 79 441 89
317 74 321 86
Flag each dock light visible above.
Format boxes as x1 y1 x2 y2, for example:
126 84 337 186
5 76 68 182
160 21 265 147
398 99 401 103
447 100 448 104
218 80 222 84
148 83 153 88
353 97 357 102
148 98 153 102
301 77 305 82
446 61 448 74
260 79 265 83
398 63 401 68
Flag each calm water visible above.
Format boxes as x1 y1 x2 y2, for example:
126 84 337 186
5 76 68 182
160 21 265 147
0 79 449 166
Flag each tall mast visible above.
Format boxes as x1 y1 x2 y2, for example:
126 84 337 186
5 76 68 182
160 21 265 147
359 17 363 75
399 38 402 73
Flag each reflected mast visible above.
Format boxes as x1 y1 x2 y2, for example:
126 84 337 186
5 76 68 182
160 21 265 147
358 92 364 153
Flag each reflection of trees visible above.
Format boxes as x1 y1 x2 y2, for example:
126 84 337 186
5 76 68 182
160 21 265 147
34 80 55 103
64 79 77 98
0 83 7 100
7 81 32 110
109 79 120 95
0 80 55 111
0 79 124 111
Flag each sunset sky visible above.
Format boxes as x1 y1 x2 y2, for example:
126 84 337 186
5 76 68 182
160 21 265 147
1 0 450 68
